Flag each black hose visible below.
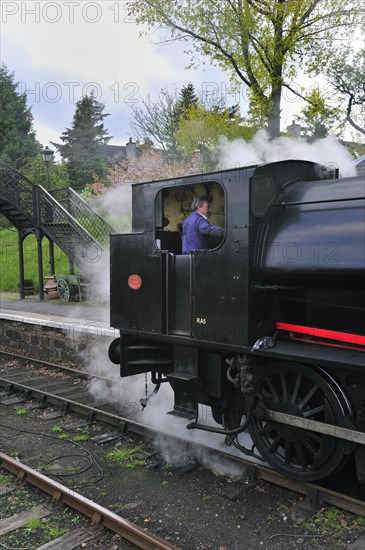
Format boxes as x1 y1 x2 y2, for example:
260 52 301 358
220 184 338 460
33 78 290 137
186 394 255 435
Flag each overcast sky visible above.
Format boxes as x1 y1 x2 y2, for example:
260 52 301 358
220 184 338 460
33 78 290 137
1 1 361 155
1 0 250 150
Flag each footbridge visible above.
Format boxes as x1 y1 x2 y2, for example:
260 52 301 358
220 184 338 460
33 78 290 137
0 163 114 300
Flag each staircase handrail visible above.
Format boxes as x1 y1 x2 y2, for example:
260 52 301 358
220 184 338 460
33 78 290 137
37 185 104 268
0 162 35 222
65 188 114 246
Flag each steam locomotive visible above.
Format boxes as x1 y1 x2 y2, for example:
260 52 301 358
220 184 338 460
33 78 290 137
108 159 365 483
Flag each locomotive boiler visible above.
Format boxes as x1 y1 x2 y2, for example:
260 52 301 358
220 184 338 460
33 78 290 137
108 159 365 483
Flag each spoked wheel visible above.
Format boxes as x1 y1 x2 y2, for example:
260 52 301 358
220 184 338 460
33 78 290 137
249 363 352 481
56 277 70 302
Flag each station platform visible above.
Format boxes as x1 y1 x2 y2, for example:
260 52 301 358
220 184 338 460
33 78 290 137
0 294 115 338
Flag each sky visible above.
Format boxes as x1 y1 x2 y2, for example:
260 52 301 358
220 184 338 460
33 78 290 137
0 0 321 154
1 0 250 150
1 1 362 156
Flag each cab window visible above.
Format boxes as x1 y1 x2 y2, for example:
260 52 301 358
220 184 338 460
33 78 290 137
154 182 225 254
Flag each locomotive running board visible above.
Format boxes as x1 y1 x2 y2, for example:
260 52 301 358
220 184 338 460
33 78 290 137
266 410 365 445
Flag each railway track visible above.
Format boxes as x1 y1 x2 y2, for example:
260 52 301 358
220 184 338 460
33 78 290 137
0 349 364 520
0 452 180 549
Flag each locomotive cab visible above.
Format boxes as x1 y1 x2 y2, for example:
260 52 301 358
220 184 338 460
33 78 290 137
110 167 252 346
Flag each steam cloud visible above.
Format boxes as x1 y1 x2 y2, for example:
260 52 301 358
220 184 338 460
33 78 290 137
217 131 357 177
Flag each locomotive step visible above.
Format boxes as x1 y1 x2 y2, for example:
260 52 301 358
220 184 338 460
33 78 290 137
126 345 170 351
167 372 197 381
126 358 173 366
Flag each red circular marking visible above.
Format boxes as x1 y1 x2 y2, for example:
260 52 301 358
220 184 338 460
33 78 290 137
128 274 142 290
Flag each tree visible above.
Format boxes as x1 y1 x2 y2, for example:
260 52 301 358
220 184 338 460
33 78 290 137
325 48 365 136
0 65 39 169
130 83 245 160
117 149 204 183
21 156 70 192
85 148 203 211
52 93 111 190
298 89 339 138
173 82 199 123
130 88 179 154
130 83 200 157
128 1 362 137
175 103 256 163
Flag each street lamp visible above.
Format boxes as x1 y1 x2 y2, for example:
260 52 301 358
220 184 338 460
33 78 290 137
41 145 54 189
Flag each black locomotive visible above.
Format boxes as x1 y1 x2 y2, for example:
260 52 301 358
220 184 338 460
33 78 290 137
109 159 365 483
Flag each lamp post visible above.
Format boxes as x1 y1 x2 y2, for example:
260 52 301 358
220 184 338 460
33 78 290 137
41 145 54 189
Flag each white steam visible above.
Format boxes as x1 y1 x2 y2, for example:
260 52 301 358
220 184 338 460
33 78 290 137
85 344 258 477
216 131 357 177
97 183 132 233
74 183 133 305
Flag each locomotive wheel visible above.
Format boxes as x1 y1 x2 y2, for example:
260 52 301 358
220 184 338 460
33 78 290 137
249 363 352 481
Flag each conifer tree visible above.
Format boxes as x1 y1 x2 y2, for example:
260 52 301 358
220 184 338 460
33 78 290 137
173 83 199 123
53 93 111 190
0 65 39 169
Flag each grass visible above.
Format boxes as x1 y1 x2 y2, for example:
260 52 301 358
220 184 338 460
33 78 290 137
15 407 28 415
25 517 42 531
0 228 73 292
300 506 365 535
50 425 63 432
23 515 72 541
0 474 13 484
106 445 145 469
50 425 89 441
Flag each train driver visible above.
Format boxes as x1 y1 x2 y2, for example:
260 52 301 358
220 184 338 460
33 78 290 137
182 196 224 254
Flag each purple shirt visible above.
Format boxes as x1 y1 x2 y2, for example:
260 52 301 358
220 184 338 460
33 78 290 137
182 211 224 254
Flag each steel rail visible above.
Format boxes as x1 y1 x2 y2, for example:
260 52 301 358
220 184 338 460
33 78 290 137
0 374 364 517
2 349 365 445
225 459 365 517
0 349 111 382
0 375 145 432
0 452 180 550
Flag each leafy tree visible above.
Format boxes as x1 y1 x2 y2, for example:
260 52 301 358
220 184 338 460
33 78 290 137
21 156 70 192
175 104 256 163
130 84 201 158
324 48 365 136
298 89 339 138
52 93 111 190
0 65 39 169
131 83 245 160
128 1 363 138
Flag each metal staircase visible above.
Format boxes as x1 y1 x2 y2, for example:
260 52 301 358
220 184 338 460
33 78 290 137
38 186 113 267
0 163 34 230
0 163 115 297
50 187 113 248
